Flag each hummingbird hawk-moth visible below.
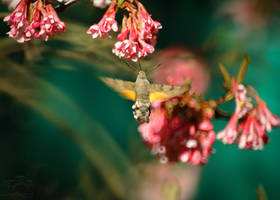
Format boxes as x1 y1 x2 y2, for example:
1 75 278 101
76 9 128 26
100 70 190 123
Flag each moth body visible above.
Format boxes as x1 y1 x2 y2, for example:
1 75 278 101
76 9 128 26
133 71 152 123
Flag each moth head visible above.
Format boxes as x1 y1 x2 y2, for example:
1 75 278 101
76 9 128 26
137 71 147 80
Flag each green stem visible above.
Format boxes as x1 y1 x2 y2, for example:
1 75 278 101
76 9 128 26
117 0 125 8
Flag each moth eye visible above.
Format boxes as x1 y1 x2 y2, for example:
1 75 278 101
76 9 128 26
141 110 146 114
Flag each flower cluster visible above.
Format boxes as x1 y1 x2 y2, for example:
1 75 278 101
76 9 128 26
135 53 280 166
217 80 280 150
137 51 217 165
138 96 216 166
4 0 66 42
3 0 161 60
219 0 273 29
87 2 118 39
152 47 210 94
88 0 162 62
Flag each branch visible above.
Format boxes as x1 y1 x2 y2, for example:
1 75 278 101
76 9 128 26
55 0 80 12
215 108 232 119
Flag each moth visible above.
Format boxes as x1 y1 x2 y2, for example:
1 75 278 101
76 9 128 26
100 70 190 123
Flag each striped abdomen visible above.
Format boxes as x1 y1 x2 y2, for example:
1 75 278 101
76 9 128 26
132 100 151 123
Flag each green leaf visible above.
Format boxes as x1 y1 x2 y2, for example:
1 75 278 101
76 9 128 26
117 0 125 8
256 185 268 200
237 54 250 84
219 63 232 90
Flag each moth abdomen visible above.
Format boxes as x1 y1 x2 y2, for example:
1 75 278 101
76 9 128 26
132 100 151 123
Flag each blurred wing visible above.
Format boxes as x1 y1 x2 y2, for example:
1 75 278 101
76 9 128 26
149 84 189 102
100 77 136 101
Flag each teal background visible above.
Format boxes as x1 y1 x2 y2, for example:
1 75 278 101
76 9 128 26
0 0 280 199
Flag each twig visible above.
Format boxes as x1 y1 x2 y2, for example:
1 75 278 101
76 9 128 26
55 0 80 12
215 108 232 119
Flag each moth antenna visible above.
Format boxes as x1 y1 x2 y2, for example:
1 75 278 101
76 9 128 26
149 63 162 73
138 61 142 71
121 60 137 72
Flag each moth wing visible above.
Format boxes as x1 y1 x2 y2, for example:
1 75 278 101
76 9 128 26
149 83 189 102
100 77 136 101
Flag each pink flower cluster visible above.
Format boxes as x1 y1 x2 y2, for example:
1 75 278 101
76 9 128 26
87 2 118 39
3 0 29 43
113 1 162 61
138 97 216 166
217 80 280 150
87 0 162 62
4 0 161 58
4 0 66 42
138 56 280 166
152 47 210 94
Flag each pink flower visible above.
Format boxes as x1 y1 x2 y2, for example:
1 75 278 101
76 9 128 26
233 82 253 118
23 7 41 41
237 112 268 150
152 47 210 94
218 0 272 29
3 0 29 43
120 1 161 61
217 80 253 144
4 0 66 42
217 79 279 150
112 39 141 62
24 3 66 41
217 113 239 144
133 163 201 200
87 2 118 39
112 1 161 61
138 107 168 145
138 97 216 166
88 0 161 61
255 96 280 132
36 4 66 41
136 1 162 43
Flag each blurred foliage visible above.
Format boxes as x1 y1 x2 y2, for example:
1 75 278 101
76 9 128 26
0 22 145 199
256 185 268 200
